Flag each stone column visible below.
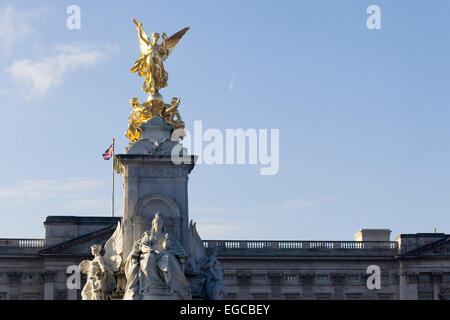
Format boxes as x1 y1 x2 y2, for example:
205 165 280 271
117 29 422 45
42 271 57 300
6 272 22 300
392 272 400 299
122 174 139 261
399 260 407 300
236 271 251 299
432 272 442 300
67 288 78 300
67 273 82 300
268 272 283 299
300 273 314 299
407 273 418 300
362 272 377 299
399 272 408 300
331 273 345 300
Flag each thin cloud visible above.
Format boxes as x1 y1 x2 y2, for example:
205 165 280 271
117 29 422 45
0 177 104 201
228 70 237 92
282 198 314 209
191 206 251 215
62 198 110 212
228 75 235 92
0 5 49 54
0 177 113 216
6 43 108 100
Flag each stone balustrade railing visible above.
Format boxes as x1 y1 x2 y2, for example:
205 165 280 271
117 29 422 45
0 239 46 247
203 240 398 250
0 238 398 251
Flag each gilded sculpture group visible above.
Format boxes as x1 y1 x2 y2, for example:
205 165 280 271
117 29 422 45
125 18 188 142
126 96 184 142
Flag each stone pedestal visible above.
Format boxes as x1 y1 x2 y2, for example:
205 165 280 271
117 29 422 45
142 287 179 300
115 116 196 264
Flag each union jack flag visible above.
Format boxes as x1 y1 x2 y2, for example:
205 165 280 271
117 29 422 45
102 143 114 160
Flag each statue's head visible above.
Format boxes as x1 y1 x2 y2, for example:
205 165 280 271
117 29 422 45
129 97 139 107
90 245 102 256
163 233 172 250
151 32 160 44
151 212 164 232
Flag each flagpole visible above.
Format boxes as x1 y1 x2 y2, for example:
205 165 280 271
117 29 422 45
112 138 115 217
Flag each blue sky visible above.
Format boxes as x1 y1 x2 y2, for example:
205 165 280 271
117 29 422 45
0 0 449 240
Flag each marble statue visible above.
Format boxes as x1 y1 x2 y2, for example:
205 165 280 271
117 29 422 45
79 222 123 300
187 221 225 299
79 245 106 300
123 213 191 300
200 251 226 300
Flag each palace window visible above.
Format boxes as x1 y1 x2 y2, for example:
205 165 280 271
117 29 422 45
418 293 432 300
442 274 450 281
418 274 430 281
24 273 38 281
253 275 265 281
346 293 362 300
0 273 5 281
377 294 393 300
285 274 297 281
225 293 237 300
381 274 390 281
223 274 234 281
252 293 269 300
316 275 329 282
316 294 331 300
22 294 39 300
347 275 360 282
0 293 6 300
284 294 300 300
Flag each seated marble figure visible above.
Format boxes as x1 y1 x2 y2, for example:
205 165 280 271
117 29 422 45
123 213 191 300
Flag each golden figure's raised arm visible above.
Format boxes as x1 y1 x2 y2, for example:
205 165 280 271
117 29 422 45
133 18 150 54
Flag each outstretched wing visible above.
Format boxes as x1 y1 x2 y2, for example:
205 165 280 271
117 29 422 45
103 221 123 272
188 220 206 270
162 27 190 55
133 18 151 54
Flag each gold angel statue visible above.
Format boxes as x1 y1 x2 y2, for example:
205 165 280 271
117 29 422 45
130 18 189 99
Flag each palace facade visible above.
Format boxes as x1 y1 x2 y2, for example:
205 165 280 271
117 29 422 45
0 216 449 300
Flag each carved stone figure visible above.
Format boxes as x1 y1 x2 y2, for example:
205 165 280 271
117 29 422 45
79 245 109 300
187 221 225 299
79 222 124 300
201 251 226 300
123 213 191 300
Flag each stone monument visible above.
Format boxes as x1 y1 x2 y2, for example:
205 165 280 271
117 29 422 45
79 19 224 300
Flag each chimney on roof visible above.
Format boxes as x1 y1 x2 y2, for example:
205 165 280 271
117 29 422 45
354 229 391 242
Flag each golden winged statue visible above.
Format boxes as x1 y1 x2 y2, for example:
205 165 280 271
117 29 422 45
130 18 189 100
